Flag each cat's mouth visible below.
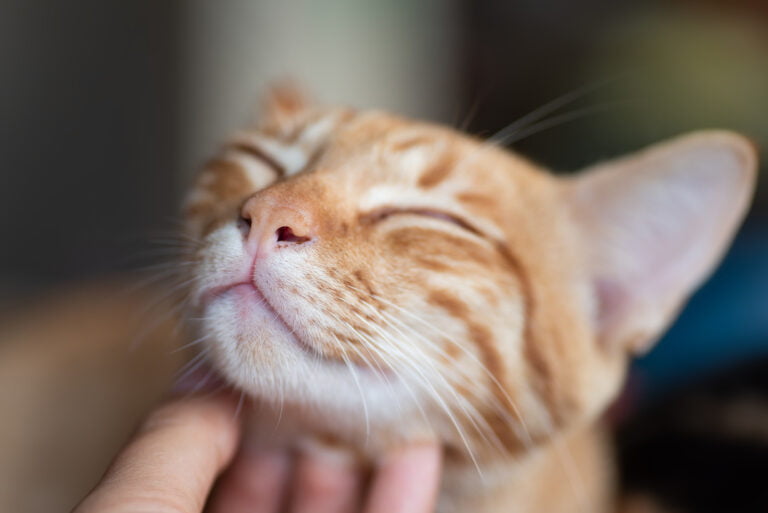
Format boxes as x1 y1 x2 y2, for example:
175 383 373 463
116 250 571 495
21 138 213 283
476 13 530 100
202 281 325 359
200 281 392 376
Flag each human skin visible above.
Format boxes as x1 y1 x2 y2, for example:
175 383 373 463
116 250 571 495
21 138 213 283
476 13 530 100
73 393 442 513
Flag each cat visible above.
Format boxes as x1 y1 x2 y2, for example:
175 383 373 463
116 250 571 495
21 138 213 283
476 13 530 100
177 84 757 513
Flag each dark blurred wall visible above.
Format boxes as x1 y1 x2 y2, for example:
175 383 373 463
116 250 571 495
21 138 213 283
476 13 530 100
460 0 768 176
0 1 181 297
459 0 632 168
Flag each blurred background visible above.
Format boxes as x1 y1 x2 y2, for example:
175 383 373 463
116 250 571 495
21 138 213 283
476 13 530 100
1 0 767 400
1 1 767 511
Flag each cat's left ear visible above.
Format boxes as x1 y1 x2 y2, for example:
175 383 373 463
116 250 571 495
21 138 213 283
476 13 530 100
564 131 757 354
258 80 312 133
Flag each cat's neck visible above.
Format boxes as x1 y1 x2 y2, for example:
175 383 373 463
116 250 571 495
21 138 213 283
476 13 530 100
244 400 615 513
438 423 615 513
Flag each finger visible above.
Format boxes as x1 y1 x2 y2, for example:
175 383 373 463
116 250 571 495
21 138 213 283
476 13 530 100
289 445 363 513
364 443 442 513
74 394 241 513
206 447 291 513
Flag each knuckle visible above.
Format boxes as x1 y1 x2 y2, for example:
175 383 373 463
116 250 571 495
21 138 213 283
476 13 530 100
300 464 352 498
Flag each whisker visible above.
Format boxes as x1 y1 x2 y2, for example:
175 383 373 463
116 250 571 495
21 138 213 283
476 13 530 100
348 285 535 449
343 323 431 429
347 310 485 479
127 296 189 352
488 77 621 144
331 334 371 441
353 292 595 504
233 389 247 421
354 305 508 457
456 85 491 132
550 433 590 513
171 333 212 354
498 101 626 147
386 306 534 447
375 314 504 450
174 347 211 383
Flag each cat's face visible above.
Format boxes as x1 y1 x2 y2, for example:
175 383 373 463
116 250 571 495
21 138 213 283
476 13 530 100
182 88 756 460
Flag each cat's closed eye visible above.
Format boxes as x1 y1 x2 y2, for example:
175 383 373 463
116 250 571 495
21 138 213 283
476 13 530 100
363 207 483 237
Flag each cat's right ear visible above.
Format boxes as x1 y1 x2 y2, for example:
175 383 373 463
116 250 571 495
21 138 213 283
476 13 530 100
258 80 312 134
564 131 757 354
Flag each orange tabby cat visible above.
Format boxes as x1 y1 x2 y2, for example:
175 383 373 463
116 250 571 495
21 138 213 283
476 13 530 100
179 85 756 513
178 86 756 513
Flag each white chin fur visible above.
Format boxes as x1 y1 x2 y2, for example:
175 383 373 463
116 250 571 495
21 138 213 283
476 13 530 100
201 292 420 424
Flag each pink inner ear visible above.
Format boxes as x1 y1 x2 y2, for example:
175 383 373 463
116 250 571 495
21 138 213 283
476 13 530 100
570 132 756 352
594 277 624 332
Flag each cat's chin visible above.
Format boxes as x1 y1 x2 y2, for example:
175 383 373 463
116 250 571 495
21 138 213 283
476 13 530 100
202 281 395 375
224 282 328 359
198 289 406 413
200 282 312 355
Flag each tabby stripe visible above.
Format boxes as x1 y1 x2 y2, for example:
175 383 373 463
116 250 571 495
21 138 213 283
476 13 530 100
390 135 435 152
426 290 522 450
230 141 286 178
418 150 454 189
493 241 563 425
408 225 557 424
427 291 504 385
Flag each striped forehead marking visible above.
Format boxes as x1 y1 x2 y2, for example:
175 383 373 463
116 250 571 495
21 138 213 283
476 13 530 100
227 114 341 179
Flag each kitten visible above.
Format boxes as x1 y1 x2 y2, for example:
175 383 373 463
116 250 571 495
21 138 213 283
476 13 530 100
181 85 756 513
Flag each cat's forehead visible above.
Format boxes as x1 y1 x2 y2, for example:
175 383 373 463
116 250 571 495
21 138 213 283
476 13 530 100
319 113 457 181
313 111 446 157
308 110 546 220
194 107 555 236
262 107 536 186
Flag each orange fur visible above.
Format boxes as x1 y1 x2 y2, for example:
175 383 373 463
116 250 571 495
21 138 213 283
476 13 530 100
179 86 757 512
0 86 755 512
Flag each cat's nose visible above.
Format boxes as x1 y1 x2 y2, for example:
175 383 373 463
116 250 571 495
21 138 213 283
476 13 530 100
239 195 314 254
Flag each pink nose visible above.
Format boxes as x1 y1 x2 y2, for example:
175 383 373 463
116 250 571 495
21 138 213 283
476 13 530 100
239 195 314 254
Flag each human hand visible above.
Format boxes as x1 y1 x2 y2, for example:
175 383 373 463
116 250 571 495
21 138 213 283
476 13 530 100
73 393 442 513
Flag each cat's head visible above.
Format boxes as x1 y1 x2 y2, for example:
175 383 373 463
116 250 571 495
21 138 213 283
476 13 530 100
182 86 756 459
